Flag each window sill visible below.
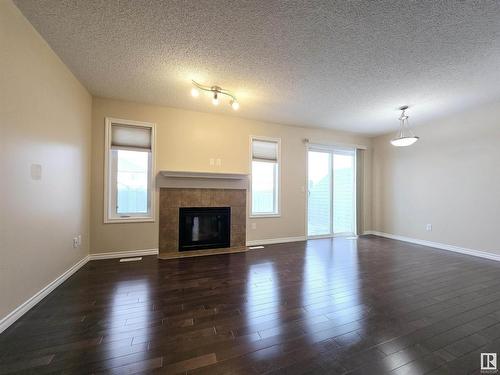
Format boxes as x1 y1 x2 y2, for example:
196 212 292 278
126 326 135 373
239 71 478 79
104 217 155 224
249 214 281 219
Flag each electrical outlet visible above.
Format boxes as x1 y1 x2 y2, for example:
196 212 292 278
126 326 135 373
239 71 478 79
72 237 79 248
426 224 432 232
77 234 82 246
216 158 221 167
251 223 257 230
209 158 215 166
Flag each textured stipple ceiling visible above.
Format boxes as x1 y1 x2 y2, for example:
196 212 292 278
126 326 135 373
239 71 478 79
14 0 500 135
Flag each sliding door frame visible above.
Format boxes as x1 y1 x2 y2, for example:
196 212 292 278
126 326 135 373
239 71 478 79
305 143 357 239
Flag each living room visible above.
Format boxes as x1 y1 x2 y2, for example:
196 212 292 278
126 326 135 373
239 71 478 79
1 1 500 374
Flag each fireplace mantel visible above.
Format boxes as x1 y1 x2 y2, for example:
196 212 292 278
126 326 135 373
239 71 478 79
160 170 247 180
157 170 248 189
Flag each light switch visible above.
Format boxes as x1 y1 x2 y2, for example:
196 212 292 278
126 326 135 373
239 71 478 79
31 164 42 180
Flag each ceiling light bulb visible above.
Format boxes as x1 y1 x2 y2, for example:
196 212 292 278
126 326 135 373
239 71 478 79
191 87 199 97
231 100 240 111
212 92 219 106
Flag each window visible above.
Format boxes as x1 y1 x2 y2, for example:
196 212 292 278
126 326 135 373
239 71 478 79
104 118 155 223
251 137 280 216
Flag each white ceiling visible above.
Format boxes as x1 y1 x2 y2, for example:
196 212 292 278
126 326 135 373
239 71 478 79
14 0 500 135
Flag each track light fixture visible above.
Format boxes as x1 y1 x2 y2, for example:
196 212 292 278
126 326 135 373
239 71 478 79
391 106 419 147
190 80 239 110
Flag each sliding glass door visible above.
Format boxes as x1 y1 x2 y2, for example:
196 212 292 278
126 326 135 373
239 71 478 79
307 151 332 236
307 148 356 237
332 151 355 235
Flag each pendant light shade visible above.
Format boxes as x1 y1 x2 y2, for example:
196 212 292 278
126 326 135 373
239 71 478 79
391 106 419 147
390 136 419 147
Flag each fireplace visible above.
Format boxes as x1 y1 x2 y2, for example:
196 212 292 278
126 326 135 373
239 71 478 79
159 188 246 257
178 207 231 251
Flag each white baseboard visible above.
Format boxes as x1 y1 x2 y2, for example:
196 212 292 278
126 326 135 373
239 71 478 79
0 255 90 334
89 248 158 260
363 231 500 262
246 236 306 246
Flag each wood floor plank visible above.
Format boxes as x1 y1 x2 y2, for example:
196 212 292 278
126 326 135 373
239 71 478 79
165 353 217 374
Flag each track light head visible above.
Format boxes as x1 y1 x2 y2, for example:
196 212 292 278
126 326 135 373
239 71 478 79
212 92 219 106
231 99 240 111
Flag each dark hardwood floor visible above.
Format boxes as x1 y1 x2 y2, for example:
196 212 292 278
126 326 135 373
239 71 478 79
1 235 500 374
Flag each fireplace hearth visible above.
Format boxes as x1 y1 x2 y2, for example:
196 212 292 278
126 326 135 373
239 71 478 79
178 207 231 251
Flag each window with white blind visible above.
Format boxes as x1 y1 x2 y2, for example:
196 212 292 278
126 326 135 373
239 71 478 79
104 118 155 223
250 137 280 217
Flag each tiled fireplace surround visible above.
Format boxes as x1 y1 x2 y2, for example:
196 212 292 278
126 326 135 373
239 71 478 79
159 188 246 257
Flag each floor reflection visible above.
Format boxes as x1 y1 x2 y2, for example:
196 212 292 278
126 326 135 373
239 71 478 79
302 238 363 342
105 278 152 365
245 261 282 344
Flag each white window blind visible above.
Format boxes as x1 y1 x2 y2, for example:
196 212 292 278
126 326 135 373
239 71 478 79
105 118 155 223
251 137 280 216
252 139 278 162
111 123 152 151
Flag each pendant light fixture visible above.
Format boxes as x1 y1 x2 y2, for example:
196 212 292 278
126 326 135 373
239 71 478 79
190 80 240 110
391 105 419 147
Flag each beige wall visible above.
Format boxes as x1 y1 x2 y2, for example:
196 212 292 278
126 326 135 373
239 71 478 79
91 97 372 253
0 1 92 321
372 103 500 255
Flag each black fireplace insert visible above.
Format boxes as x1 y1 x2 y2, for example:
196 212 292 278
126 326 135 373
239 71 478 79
178 207 231 251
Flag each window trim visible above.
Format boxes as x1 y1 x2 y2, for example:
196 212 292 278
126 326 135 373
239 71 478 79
104 117 156 224
249 136 281 218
